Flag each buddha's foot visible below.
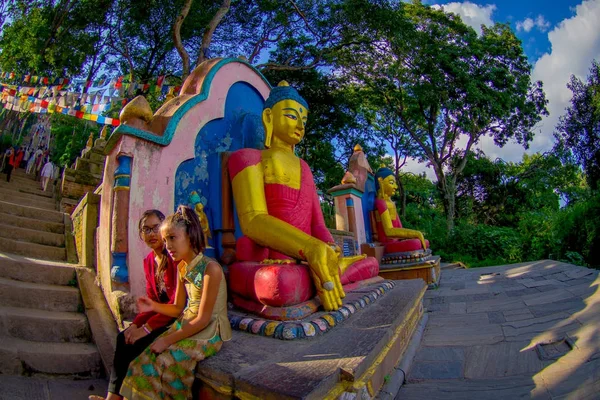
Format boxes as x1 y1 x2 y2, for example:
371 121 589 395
261 258 294 265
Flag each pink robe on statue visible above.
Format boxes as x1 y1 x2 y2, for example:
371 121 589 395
228 149 378 308
374 198 429 253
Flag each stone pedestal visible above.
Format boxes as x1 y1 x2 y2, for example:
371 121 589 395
194 279 427 399
379 256 441 289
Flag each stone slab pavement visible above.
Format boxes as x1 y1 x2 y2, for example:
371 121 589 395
397 260 600 400
0 375 107 400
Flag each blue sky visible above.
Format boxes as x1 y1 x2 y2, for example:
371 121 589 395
403 0 600 179
432 0 579 61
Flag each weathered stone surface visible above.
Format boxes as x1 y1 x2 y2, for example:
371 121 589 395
399 375 551 400
503 309 534 322
0 375 48 400
422 323 504 347
449 302 466 314
466 296 526 313
487 311 506 324
196 279 426 399
521 289 575 307
400 261 599 400
0 375 108 400
0 253 76 285
0 277 81 312
464 341 543 379
414 347 465 362
408 360 463 381
427 312 489 328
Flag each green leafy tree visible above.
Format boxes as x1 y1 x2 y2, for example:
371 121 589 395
337 1 548 231
0 0 112 76
50 113 99 168
554 60 600 190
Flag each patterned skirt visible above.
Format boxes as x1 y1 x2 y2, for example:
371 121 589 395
120 330 222 400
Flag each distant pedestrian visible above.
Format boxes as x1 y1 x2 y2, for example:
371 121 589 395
3 147 15 182
23 147 32 168
34 150 46 180
14 147 24 170
40 159 54 191
26 152 37 174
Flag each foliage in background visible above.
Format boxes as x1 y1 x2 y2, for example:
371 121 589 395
50 113 99 167
401 151 598 269
554 60 600 190
337 1 548 231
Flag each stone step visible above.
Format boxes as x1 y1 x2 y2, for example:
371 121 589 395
0 252 76 285
0 179 55 198
1 171 42 186
9 174 38 184
0 305 91 343
0 184 55 202
0 190 56 210
0 236 66 261
0 277 81 312
0 200 65 223
0 335 101 376
0 211 65 234
0 222 65 247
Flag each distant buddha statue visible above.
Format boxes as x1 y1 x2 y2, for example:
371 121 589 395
373 168 428 254
227 81 378 313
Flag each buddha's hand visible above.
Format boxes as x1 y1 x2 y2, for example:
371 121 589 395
410 230 427 250
304 238 345 311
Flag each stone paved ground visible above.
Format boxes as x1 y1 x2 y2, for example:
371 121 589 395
0 375 107 399
397 260 600 400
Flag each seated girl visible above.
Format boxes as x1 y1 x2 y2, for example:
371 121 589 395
120 205 232 400
90 210 177 400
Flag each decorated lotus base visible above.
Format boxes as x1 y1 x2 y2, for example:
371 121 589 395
378 255 441 289
228 278 395 340
194 278 427 399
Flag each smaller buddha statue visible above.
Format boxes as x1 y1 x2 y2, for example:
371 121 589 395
190 191 212 248
374 168 429 254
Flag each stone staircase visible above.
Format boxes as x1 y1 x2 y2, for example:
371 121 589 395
0 167 103 377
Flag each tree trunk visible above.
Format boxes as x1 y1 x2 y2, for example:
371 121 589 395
395 171 406 217
173 0 193 81
439 181 456 232
196 0 231 66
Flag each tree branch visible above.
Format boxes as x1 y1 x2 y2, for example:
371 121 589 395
196 0 231 66
173 0 193 80
287 0 318 38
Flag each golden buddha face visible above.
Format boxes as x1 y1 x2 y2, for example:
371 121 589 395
263 99 307 147
378 175 398 198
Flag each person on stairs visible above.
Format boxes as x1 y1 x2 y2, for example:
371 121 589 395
119 205 232 400
40 158 54 191
89 210 178 400
3 147 22 182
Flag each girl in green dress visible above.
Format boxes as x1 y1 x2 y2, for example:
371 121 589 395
120 205 232 400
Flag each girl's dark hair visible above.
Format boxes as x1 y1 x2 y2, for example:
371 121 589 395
163 205 205 254
139 209 168 280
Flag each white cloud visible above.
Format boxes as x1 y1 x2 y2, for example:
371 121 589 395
432 1 496 34
516 15 551 33
525 0 600 154
455 0 600 164
401 157 438 181
393 0 600 178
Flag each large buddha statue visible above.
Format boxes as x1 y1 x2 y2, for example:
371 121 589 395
373 168 429 254
227 82 378 314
